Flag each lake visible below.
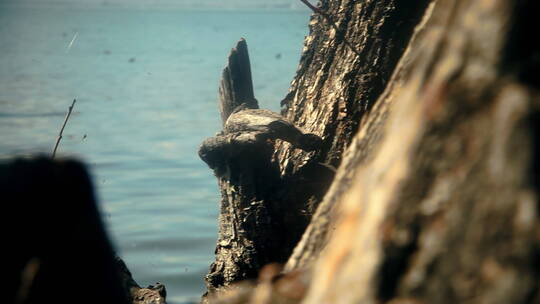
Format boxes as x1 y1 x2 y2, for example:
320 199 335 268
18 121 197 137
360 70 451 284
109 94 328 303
0 4 309 303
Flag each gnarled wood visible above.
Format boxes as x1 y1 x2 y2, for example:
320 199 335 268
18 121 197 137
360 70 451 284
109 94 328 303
202 40 294 296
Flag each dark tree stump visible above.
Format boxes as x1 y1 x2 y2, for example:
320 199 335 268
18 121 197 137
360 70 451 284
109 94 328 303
199 37 327 297
201 40 292 295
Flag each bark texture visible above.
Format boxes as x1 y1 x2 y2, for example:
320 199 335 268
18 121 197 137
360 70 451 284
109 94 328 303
274 0 432 212
117 258 167 304
201 0 434 295
273 0 433 271
290 0 540 303
205 0 540 303
202 40 293 295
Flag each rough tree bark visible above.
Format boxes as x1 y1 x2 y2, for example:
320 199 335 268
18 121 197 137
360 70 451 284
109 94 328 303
116 258 167 304
202 0 540 303
292 0 540 302
200 1 434 297
200 39 294 295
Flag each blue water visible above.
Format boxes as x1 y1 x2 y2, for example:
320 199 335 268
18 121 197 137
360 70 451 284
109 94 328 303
0 5 309 303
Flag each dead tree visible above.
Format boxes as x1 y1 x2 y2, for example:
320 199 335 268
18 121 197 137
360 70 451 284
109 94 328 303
201 0 540 302
200 39 323 293
200 0 433 296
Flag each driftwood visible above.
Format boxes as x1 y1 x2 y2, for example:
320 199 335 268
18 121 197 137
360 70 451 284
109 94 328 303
201 39 284 293
218 39 258 124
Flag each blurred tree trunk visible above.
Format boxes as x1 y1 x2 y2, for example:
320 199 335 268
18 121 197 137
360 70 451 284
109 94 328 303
204 0 540 302
2 157 167 304
282 0 540 303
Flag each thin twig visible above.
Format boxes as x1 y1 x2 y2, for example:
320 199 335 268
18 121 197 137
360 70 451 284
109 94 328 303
299 0 361 56
52 99 76 158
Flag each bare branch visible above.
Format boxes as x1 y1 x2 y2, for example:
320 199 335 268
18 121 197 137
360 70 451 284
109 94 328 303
52 99 76 158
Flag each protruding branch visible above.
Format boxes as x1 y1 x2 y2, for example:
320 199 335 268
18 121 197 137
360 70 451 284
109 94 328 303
219 38 258 125
52 99 76 158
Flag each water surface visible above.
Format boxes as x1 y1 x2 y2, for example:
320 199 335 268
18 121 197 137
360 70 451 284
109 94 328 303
0 5 309 303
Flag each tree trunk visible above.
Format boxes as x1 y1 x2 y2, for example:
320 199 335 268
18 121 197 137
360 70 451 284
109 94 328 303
201 39 292 295
200 0 433 296
293 0 540 302
202 0 540 302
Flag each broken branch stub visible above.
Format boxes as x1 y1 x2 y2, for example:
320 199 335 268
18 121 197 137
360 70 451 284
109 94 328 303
218 38 259 125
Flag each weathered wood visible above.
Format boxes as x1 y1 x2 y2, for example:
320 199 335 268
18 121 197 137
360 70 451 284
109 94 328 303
285 0 540 303
201 0 435 299
202 39 307 296
200 108 323 177
116 257 167 304
218 38 258 125
277 0 435 272
268 0 435 267
204 0 540 303
275 0 433 177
